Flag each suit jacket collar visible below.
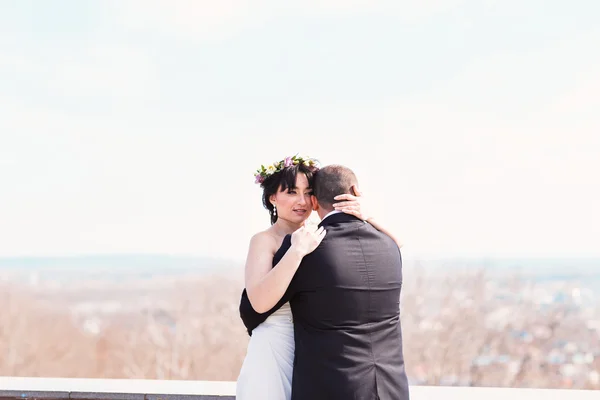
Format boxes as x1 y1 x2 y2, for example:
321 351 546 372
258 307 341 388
318 212 364 228
321 209 343 222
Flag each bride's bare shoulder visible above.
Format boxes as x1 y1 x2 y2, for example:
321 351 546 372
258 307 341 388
248 229 279 252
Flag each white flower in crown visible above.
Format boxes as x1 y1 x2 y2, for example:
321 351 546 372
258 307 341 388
300 155 314 166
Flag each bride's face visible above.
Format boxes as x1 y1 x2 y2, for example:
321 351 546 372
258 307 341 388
271 173 313 224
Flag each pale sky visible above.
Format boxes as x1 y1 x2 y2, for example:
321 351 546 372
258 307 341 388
1 1 599 261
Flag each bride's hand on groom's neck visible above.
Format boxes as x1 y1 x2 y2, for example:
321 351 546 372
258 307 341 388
332 184 370 221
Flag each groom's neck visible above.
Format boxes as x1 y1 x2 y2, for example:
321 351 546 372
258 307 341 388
317 207 334 220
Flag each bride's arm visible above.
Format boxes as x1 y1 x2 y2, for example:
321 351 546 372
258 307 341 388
333 185 403 249
363 217 403 248
244 232 305 313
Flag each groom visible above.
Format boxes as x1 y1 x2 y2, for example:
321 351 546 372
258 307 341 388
240 165 409 400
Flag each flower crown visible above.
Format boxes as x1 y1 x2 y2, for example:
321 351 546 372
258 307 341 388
254 155 319 184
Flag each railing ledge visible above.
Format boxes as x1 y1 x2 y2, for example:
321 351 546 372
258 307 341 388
0 377 598 400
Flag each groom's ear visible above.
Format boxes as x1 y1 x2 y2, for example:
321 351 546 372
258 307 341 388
311 195 318 211
350 184 361 197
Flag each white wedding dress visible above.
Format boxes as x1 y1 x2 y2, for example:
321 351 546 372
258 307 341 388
236 302 295 400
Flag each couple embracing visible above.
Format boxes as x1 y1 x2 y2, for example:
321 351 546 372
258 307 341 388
237 155 409 400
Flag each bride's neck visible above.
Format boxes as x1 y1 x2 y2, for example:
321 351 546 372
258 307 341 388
272 219 302 236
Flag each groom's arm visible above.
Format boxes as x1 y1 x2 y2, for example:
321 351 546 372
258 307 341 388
239 234 297 335
273 234 297 304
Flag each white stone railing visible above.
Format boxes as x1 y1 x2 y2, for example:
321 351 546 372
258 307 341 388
0 377 597 399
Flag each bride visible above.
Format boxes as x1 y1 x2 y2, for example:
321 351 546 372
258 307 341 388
236 155 401 400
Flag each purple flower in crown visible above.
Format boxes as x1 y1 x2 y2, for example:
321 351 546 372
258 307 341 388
284 156 293 167
255 174 265 184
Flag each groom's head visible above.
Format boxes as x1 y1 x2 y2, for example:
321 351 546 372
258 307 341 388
312 164 358 219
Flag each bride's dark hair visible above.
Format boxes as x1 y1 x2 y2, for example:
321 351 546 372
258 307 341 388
260 163 319 225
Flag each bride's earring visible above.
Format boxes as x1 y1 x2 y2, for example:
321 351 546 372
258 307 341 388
273 204 277 216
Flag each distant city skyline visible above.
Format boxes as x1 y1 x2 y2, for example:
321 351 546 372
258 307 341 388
1 1 599 261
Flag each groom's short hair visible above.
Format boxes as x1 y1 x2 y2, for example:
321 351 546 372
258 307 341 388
313 165 358 209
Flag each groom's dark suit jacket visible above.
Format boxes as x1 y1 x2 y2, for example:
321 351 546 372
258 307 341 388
239 213 409 400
